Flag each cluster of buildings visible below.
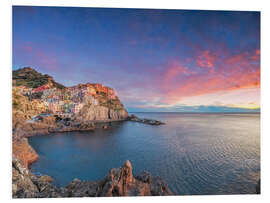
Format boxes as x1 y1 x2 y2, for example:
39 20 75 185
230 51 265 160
14 83 118 115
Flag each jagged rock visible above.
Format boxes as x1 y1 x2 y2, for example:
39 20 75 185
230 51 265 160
96 160 172 196
12 159 173 198
135 171 152 184
99 160 135 196
150 176 172 196
12 158 39 198
65 179 99 197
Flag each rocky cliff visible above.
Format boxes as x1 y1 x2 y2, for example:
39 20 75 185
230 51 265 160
12 159 173 198
12 67 128 168
11 68 172 198
12 138 39 169
12 88 46 129
12 67 128 122
77 105 128 121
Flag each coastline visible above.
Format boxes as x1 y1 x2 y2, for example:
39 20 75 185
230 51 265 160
12 112 260 197
12 158 173 198
13 114 165 168
12 116 127 168
12 115 171 198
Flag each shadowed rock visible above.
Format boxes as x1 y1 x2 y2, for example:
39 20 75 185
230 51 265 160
12 159 173 198
127 114 165 125
256 179 260 194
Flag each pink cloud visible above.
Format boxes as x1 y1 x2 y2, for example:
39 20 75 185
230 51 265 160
160 49 260 104
196 50 217 73
164 61 190 82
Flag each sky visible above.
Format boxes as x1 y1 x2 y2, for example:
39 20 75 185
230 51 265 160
12 6 260 112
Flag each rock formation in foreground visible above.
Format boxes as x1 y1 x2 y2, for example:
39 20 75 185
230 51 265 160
12 159 173 198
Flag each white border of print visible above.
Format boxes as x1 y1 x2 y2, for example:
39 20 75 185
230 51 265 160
1 0 269 203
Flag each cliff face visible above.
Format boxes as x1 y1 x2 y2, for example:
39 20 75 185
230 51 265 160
12 159 173 198
12 138 39 169
12 67 128 168
12 89 46 129
77 105 128 121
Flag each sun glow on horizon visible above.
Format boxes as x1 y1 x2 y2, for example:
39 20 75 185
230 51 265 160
127 87 260 111
13 7 260 112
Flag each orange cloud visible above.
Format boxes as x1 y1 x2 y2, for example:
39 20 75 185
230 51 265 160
196 50 217 73
161 49 260 104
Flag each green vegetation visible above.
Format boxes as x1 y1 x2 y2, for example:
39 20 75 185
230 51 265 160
12 100 21 110
12 67 65 89
12 90 24 111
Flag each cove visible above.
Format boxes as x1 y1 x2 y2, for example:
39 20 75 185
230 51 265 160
29 113 260 195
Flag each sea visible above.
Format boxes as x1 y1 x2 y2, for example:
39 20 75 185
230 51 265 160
28 112 260 195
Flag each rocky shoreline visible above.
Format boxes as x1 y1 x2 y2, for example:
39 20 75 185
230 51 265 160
127 114 165 125
12 114 169 198
12 67 170 197
13 158 173 198
14 114 165 140
12 138 39 169
12 114 165 169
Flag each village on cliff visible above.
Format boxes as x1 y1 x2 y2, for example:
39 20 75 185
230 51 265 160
12 67 123 119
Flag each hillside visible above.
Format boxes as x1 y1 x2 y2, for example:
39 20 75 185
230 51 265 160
12 67 65 89
12 67 128 121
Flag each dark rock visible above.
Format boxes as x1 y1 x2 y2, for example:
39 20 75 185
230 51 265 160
12 159 173 198
135 171 152 184
129 114 137 119
256 179 260 194
128 115 165 126
150 176 172 196
65 179 99 197
12 158 39 198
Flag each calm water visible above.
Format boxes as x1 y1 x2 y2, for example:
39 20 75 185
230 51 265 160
28 113 260 195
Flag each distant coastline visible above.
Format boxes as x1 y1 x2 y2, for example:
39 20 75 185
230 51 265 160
129 111 260 114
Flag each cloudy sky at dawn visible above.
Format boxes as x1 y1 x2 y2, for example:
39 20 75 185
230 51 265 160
12 6 260 112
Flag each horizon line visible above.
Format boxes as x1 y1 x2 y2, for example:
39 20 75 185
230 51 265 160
128 111 261 114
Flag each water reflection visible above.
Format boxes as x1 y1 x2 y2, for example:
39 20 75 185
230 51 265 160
29 113 260 195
